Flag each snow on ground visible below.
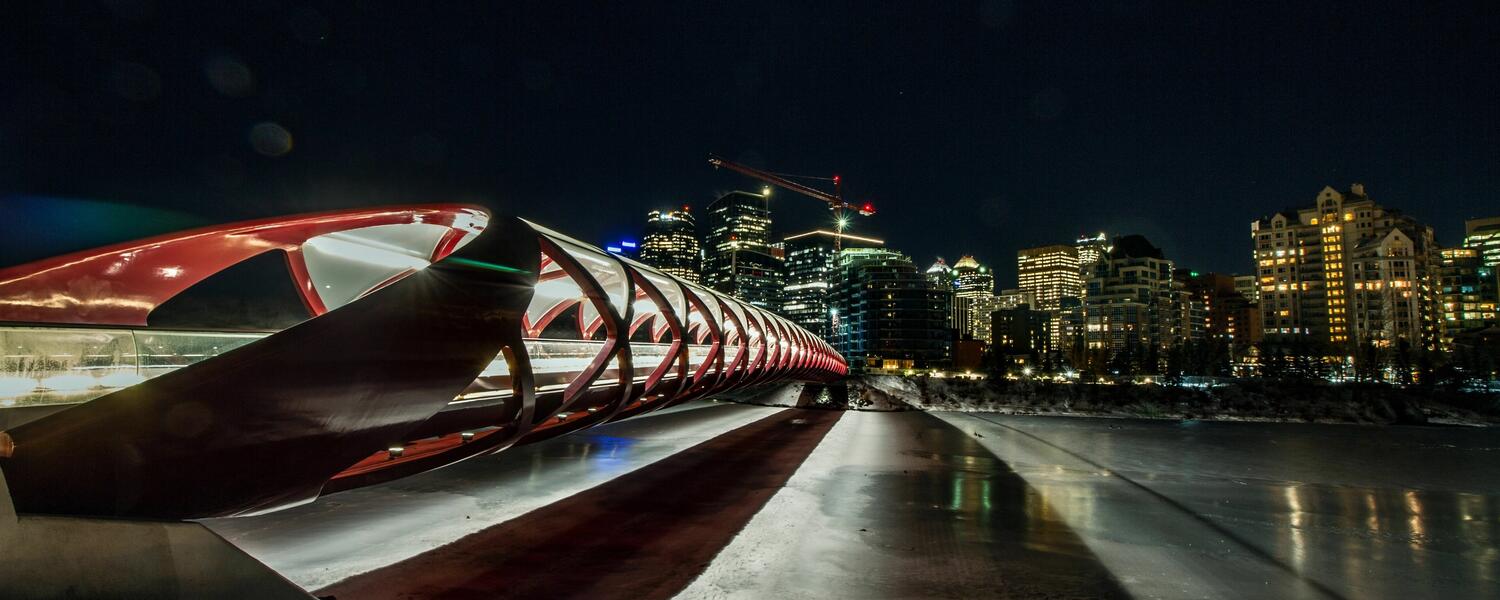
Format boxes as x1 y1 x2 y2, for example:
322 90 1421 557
674 410 877 600
205 402 782 591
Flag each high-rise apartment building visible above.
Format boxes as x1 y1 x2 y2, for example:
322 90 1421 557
950 255 995 340
782 230 883 340
639 207 700 283
830 248 951 371
1018 245 1082 310
1233 274 1260 304
1084 235 1182 355
1176 271 1262 354
1437 247 1499 350
1252 184 1440 351
704 190 783 310
1465 216 1500 268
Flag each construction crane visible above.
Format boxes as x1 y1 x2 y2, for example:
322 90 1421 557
708 154 875 250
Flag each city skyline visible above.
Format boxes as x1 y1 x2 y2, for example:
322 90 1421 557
5 5 1500 599
7 4 1498 287
634 180 1490 296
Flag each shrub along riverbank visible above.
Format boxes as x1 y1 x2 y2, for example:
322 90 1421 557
849 374 1500 425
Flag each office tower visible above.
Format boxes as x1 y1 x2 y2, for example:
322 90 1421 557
703 190 783 310
925 258 954 291
1465 216 1500 268
1018 245 1083 353
782 229 883 340
995 288 1035 310
1055 296 1086 359
1252 184 1440 351
1075 232 1111 276
1437 247 1499 350
639 207 700 283
830 248 951 372
1018 245 1083 310
925 259 957 331
950 255 995 340
1084 235 1181 356
992 304 1051 355
968 294 1001 344
925 258 957 328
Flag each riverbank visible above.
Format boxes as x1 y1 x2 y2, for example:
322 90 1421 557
851 375 1500 426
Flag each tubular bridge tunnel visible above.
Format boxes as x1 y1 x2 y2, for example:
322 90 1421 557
0 205 846 520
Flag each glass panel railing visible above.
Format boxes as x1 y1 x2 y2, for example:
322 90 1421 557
1 327 267 408
631 342 672 379
524 339 608 392
136 331 264 380
3 327 736 412
686 344 715 378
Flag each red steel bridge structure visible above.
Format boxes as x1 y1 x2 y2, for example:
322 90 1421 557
0 205 845 522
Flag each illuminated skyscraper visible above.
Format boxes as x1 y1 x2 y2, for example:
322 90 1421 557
995 288 1035 310
1437 247 1498 350
830 248 951 371
782 229 883 340
925 258 954 291
704 190 783 310
925 258 957 331
968 294 1002 344
950 255 994 340
1466 216 1500 268
639 207 700 283
1252 184 1440 351
1017 245 1082 310
1075 232 1111 275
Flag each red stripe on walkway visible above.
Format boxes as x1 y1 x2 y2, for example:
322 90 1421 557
320 408 843 600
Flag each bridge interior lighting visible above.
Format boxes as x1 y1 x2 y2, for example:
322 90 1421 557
387 446 404 459
304 233 432 271
534 278 583 299
460 432 475 443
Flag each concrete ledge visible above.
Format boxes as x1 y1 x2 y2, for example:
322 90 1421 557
0 475 310 600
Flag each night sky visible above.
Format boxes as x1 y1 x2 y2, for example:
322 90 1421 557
5 1 1498 285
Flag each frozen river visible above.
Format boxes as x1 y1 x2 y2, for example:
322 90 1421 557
207 402 1500 599
935 413 1500 599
